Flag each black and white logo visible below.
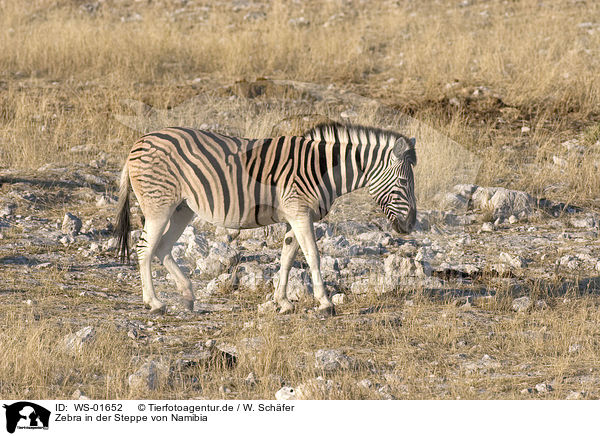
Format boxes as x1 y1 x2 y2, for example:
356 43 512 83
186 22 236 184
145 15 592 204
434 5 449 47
2 402 50 434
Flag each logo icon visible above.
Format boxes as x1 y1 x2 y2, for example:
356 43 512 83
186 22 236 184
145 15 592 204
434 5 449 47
2 402 50 434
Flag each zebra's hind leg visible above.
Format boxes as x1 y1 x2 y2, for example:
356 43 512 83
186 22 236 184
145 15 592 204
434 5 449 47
275 225 299 314
289 217 335 316
155 202 196 311
137 211 172 314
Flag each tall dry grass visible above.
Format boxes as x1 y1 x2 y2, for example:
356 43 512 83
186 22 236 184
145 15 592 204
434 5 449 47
0 0 599 203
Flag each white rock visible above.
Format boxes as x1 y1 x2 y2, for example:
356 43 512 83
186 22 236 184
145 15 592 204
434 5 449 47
472 187 534 220
204 339 216 349
570 216 596 229
62 213 82 236
358 379 373 389
295 376 340 400
237 263 271 290
244 372 257 387
314 222 334 240
275 386 297 400
499 252 524 268
272 268 311 301
258 300 277 313
128 360 170 391
441 193 468 212
205 273 232 296
535 383 552 393
452 184 478 199
102 237 118 251
63 326 96 355
481 222 494 232
314 349 354 372
71 389 90 400
384 253 431 285
566 390 584 400
558 255 579 270
196 241 239 276
59 235 75 246
179 225 209 259
512 296 531 312
331 293 345 305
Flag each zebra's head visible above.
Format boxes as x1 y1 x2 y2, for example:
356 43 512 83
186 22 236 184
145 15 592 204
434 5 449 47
369 136 417 234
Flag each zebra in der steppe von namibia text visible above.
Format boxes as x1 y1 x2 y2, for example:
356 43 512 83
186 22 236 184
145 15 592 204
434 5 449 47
115 123 417 315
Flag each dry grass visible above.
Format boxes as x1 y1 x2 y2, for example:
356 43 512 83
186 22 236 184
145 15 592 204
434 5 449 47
1 0 600 400
0 0 599 203
0 280 598 400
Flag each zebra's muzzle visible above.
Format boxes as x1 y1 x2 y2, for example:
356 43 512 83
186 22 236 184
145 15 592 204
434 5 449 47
392 209 416 234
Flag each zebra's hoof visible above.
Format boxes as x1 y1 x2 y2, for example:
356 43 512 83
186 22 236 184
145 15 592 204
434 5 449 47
278 301 295 315
149 303 166 314
316 304 336 317
182 298 195 312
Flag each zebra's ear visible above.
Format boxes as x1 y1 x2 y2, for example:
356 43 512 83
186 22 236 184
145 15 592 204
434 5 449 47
393 137 417 165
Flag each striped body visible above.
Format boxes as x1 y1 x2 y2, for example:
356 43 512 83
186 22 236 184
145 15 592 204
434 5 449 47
116 123 417 315
127 127 381 228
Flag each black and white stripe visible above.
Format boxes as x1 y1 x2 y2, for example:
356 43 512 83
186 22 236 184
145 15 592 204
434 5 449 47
115 123 417 314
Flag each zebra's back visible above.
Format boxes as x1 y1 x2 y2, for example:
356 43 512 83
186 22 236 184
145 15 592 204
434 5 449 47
126 127 315 228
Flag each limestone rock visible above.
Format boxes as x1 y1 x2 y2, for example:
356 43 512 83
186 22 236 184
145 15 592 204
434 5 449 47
331 293 345 305
472 187 534 220
499 252 525 268
205 273 233 296
62 213 82 236
481 222 494 232
237 262 274 290
128 360 171 391
71 389 90 400
272 267 312 301
258 300 277 313
350 277 386 295
62 326 96 355
440 192 469 212
275 386 297 400
295 376 341 399
535 383 553 393
314 349 354 372
383 252 431 287
512 296 531 312
181 225 209 259
566 390 585 400
196 242 239 276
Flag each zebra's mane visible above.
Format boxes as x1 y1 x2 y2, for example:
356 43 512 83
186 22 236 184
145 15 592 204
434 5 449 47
301 122 407 149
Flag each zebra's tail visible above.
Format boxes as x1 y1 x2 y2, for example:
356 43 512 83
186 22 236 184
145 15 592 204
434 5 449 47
115 163 131 263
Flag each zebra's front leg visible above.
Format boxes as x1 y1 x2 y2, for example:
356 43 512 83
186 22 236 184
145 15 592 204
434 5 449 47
289 217 335 316
275 225 299 314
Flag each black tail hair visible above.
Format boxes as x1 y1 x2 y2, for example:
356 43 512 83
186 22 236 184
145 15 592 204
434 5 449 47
115 165 131 263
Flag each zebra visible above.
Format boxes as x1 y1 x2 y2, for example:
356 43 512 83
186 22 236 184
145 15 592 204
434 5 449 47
115 123 417 315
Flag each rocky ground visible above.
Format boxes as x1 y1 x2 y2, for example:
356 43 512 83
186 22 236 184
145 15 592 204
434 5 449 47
1 162 599 400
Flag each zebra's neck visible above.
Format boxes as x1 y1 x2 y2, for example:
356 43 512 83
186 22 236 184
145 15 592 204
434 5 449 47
309 139 391 207
302 122 398 189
